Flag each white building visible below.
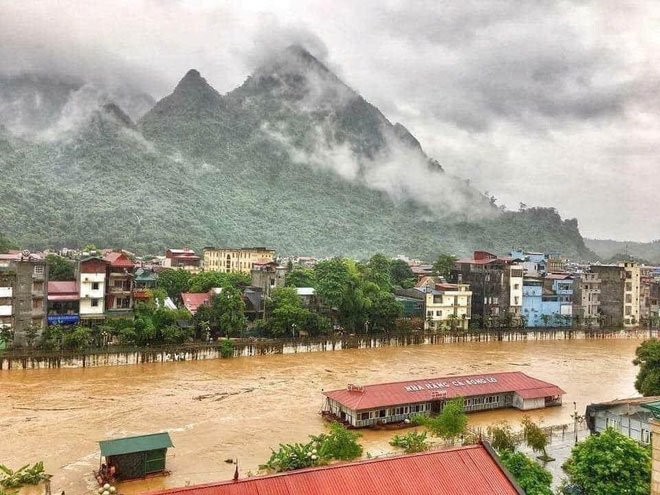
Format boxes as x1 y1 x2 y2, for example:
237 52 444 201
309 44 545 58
417 281 472 331
78 257 107 321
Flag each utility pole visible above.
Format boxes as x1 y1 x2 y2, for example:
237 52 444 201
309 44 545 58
573 401 578 445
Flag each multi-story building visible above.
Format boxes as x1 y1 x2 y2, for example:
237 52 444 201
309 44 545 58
203 247 275 274
521 274 573 327
510 250 547 275
78 257 108 323
573 271 601 322
451 251 523 321
0 252 48 346
163 248 202 273
250 261 286 298
591 262 641 327
104 252 135 318
418 281 472 331
47 281 80 325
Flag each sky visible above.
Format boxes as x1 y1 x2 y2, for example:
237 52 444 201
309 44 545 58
1 0 659 242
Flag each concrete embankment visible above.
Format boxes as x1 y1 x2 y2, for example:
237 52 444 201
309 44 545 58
0 328 654 370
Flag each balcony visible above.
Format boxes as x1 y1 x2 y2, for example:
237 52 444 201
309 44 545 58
109 286 132 294
0 287 12 298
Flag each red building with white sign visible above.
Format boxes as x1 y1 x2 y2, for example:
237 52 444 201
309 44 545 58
323 371 564 428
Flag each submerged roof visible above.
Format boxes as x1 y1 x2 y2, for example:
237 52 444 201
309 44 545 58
324 371 565 411
143 443 524 495
99 432 173 457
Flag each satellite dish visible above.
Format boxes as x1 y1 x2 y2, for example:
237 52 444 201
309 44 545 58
21 249 31 259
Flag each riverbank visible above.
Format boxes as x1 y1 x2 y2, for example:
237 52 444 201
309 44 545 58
1 327 655 370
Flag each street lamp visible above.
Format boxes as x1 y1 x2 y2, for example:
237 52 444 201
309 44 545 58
572 401 578 445
291 323 297 339
364 320 369 334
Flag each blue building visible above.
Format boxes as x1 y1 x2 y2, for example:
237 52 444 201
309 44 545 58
522 274 574 327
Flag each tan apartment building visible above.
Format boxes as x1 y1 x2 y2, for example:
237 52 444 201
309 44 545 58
0 252 48 346
573 271 601 321
203 247 275 274
622 262 641 326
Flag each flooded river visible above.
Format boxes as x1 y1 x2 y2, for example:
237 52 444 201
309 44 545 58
1 338 644 494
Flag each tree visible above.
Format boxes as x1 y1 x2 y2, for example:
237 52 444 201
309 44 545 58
364 253 392 291
188 271 227 293
266 287 311 338
521 416 551 461
487 421 518 452
213 287 247 337
540 314 551 328
156 268 192 300
389 431 429 453
422 397 467 443
285 268 315 288
561 428 651 495
633 339 660 396
389 259 415 288
0 232 16 254
366 289 402 332
432 254 457 279
499 450 553 495
44 254 75 281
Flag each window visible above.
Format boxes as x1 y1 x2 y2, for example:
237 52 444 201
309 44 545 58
514 284 520 290
359 412 370 421
91 299 99 307
427 310 433 317
626 282 632 291
625 306 632 315
436 310 442 316
33 265 44 276
379 409 386 418
92 282 99 290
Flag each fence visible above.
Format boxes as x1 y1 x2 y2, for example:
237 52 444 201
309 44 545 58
0 327 655 370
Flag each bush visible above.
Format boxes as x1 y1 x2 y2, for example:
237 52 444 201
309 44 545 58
219 339 234 358
499 450 553 495
263 423 362 472
487 421 518 452
0 462 48 489
389 431 429 453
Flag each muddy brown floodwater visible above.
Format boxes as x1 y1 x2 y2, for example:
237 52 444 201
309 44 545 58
0 338 644 494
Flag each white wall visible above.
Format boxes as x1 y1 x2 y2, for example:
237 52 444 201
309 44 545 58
79 272 105 314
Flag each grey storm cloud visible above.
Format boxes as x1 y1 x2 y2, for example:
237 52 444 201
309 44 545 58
1 0 659 241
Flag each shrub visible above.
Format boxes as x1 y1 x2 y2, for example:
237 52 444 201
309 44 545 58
219 339 234 358
389 431 429 453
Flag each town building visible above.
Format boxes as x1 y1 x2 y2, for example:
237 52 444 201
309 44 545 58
163 248 201 273
47 281 80 325
419 281 472 330
451 251 523 322
0 252 48 346
78 257 108 323
521 273 574 327
104 252 135 318
510 250 547 275
250 261 286 297
572 271 602 323
323 371 564 428
591 262 641 327
143 442 525 495
395 295 424 318
586 396 660 445
203 247 275 274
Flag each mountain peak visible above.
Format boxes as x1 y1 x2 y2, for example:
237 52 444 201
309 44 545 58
173 69 220 97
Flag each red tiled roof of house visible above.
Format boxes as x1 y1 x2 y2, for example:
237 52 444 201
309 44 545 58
324 371 564 411
181 292 211 315
143 443 524 495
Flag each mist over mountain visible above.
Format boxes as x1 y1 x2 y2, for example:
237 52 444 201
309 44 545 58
0 46 593 259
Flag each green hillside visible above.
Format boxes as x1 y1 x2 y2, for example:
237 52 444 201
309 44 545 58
0 46 595 260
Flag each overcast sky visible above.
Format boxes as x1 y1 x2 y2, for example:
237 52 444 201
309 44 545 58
2 0 659 242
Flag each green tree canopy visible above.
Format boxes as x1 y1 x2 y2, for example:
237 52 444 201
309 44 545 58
432 253 457 279
633 339 660 396
266 287 311 338
521 416 550 461
0 232 16 254
487 421 518 453
285 267 316 288
156 268 192 300
45 254 75 281
389 259 415 288
499 450 553 495
212 287 247 337
561 427 651 495
420 397 467 443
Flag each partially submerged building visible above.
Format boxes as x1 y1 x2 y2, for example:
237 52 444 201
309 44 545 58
323 371 564 428
98 432 173 482
586 396 660 445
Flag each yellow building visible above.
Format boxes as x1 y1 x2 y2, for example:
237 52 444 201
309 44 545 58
203 247 276 274
417 281 472 331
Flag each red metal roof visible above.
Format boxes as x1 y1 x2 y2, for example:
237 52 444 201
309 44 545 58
47 281 79 301
324 371 565 411
143 443 523 495
103 252 135 268
181 292 211 314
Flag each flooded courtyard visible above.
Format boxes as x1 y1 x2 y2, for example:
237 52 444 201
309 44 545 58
0 337 644 494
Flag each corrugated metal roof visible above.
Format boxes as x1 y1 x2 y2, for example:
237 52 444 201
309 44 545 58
181 292 211 314
324 371 565 411
142 444 523 495
99 432 173 457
